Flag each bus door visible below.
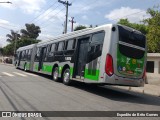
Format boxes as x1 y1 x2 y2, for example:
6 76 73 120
18 51 22 66
38 47 47 71
75 37 90 79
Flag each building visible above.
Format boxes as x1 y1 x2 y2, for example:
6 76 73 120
146 53 160 84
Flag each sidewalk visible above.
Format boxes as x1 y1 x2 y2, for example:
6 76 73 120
113 84 160 97
112 73 160 97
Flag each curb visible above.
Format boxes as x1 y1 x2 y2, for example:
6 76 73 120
113 86 160 97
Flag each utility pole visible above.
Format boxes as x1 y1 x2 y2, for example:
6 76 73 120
58 0 72 34
14 32 18 55
69 17 76 32
62 21 65 34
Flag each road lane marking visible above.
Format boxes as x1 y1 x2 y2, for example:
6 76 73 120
23 72 38 77
2 72 14 77
13 72 27 77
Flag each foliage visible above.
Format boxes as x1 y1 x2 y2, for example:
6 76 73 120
17 38 41 48
6 30 20 43
144 8 160 53
20 23 41 39
74 25 87 31
3 43 14 56
3 23 41 56
0 47 3 55
117 6 160 53
3 38 41 56
118 19 148 34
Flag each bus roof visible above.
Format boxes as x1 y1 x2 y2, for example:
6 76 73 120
16 44 36 51
37 24 114 46
16 24 114 50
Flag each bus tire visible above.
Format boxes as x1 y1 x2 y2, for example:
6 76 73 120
63 68 71 85
52 67 59 82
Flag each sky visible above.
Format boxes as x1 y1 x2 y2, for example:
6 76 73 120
0 0 159 47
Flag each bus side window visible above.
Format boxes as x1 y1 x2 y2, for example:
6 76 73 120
22 51 26 60
57 42 64 51
28 50 32 60
66 40 74 50
88 32 105 62
91 32 105 44
25 50 28 60
35 48 40 61
48 43 56 56
44 45 51 61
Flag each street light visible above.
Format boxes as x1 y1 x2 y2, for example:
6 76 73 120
0 1 12 4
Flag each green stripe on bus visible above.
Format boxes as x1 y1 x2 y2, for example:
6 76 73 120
84 69 100 81
70 67 73 76
26 63 30 69
42 65 53 72
40 65 74 75
35 64 38 71
34 64 74 76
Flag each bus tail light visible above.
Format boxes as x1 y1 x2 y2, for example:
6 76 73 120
105 54 114 76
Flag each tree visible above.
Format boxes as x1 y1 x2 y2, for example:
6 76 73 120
74 25 87 31
118 19 148 34
144 8 160 52
17 38 41 48
3 43 14 56
0 47 3 55
20 23 41 39
2 38 41 56
6 30 20 43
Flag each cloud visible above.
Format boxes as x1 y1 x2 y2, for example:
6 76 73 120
0 19 20 30
0 35 8 47
70 0 111 15
82 15 88 20
0 0 46 14
105 7 149 23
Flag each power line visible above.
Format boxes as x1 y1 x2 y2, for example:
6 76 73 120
29 0 58 23
40 7 66 28
32 4 62 24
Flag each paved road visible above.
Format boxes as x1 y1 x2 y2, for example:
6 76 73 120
0 64 160 120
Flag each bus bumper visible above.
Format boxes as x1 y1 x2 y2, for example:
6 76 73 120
104 73 144 87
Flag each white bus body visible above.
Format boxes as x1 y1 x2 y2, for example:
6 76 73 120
15 24 147 86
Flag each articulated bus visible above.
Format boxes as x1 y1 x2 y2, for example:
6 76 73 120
15 24 147 86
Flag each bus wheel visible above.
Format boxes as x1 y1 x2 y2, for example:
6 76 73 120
24 64 27 71
63 68 71 85
52 67 59 81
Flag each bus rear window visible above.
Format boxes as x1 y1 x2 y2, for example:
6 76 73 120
118 25 146 48
119 44 145 59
